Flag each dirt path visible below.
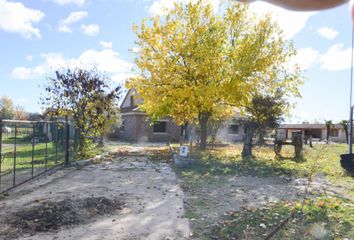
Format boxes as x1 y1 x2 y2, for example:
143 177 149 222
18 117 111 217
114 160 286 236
0 147 190 240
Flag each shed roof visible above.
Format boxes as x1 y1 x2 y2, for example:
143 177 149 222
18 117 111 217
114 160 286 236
280 123 343 129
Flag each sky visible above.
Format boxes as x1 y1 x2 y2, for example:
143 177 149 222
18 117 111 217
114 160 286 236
0 0 353 124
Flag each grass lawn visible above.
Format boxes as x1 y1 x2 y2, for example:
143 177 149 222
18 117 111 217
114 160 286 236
1 142 66 174
178 144 353 191
216 196 354 240
175 143 354 239
2 133 33 145
182 143 348 176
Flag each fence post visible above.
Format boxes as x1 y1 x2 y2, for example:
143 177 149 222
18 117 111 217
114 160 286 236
31 123 35 177
13 124 17 188
55 123 58 166
74 127 78 160
0 118 2 192
45 123 48 170
65 118 70 167
0 118 2 159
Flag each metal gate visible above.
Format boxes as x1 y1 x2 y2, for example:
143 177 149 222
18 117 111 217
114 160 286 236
0 119 78 193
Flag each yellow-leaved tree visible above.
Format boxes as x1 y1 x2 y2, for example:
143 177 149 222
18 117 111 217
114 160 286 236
128 0 302 150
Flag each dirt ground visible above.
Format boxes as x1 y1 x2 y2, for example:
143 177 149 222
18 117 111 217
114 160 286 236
179 170 352 239
0 144 190 240
1 142 352 240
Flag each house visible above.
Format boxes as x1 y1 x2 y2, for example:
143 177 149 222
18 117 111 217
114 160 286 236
117 89 181 142
216 113 246 142
116 89 245 143
279 123 347 143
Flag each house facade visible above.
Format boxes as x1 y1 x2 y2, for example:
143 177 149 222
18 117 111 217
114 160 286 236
116 89 245 143
279 123 347 143
117 89 181 142
217 114 245 142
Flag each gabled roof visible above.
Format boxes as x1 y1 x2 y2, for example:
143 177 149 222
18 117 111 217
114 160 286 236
119 89 143 113
120 89 246 120
119 89 134 109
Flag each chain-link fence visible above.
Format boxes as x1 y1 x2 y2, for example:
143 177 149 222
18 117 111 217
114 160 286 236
0 119 79 193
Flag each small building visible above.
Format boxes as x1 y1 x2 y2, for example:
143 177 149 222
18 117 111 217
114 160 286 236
279 123 347 143
117 89 181 142
116 89 245 143
217 114 246 142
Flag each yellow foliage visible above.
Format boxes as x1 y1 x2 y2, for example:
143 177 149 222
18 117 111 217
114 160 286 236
127 0 303 125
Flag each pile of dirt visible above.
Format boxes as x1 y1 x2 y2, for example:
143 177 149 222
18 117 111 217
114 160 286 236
2 197 124 238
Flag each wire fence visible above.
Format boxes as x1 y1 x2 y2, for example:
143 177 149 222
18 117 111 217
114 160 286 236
0 119 79 193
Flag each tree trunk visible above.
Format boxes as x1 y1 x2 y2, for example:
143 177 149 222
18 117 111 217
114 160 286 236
345 129 349 144
293 131 303 159
242 122 256 158
326 126 330 144
256 129 266 145
199 113 210 150
98 134 104 147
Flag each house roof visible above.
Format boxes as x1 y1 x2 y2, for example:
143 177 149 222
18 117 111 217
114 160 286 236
119 89 133 109
119 89 143 113
280 123 343 129
120 106 141 113
120 89 247 120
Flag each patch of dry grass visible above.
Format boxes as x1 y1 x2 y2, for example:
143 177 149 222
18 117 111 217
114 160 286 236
183 143 350 179
176 143 354 239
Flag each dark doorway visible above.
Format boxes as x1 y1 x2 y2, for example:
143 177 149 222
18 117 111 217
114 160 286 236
305 129 322 138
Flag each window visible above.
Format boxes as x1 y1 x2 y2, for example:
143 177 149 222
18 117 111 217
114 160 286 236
130 96 135 107
229 124 239 134
153 121 167 133
330 129 339 137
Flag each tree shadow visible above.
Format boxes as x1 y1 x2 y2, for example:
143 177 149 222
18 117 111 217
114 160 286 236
175 152 303 179
275 155 307 163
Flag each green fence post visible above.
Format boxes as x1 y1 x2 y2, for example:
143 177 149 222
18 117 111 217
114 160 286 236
55 123 58 166
31 123 35 177
64 119 70 167
13 124 17 188
0 118 2 192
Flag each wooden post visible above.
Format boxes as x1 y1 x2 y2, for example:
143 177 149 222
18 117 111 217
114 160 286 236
292 131 303 159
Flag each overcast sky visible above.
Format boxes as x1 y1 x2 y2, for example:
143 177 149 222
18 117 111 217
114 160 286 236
0 0 353 123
